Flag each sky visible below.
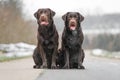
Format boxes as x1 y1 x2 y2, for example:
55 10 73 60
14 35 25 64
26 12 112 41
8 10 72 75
22 0 120 19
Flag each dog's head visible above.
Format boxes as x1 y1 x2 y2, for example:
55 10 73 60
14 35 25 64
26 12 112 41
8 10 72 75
62 12 84 31
34 8 55 26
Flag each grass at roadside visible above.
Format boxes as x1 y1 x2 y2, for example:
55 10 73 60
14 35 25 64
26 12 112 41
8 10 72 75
0 55 32 62
91 51 120 59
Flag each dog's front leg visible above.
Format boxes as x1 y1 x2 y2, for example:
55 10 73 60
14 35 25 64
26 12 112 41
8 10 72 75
51 46 57 69
78 49 85 69
63 50 70 69
38 45 47 68
38 35 48 68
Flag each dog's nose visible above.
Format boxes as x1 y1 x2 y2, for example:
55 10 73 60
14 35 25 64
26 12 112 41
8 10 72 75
40 14 47 21
41 13 46 17
71 21 75 24
70 18 76 22
41 15 45 18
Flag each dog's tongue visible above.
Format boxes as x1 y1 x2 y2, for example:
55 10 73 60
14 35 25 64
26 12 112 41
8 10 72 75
40 22 49 25
70 26 76 30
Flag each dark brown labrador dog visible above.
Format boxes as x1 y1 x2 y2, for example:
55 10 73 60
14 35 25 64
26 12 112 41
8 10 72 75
33 8 59 69
59 12 85 69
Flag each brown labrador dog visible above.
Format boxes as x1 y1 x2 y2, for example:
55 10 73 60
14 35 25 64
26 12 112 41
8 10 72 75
59 12 85 69
33 8 59 69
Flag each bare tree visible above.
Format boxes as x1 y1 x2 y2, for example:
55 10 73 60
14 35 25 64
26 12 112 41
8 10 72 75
0 0 36 44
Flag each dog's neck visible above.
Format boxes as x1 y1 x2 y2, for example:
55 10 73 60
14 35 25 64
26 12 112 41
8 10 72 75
38 21 55 39
71 30 78 36
65 27 80 37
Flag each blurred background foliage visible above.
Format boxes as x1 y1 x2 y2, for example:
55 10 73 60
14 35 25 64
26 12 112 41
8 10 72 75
0 0 37 44
0 0 120 51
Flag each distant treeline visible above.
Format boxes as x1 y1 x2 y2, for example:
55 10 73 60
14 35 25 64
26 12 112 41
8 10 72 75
54 13 120 30
0 0 37 44
82 14 120 29
83 33 120 51
0 0 120 51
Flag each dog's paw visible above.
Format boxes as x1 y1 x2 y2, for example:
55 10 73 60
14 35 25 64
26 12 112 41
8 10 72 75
51 64 57 69
63 65 70 69
40 65 47 69
33 65 40 69
40 63 47 69
78 65 85 69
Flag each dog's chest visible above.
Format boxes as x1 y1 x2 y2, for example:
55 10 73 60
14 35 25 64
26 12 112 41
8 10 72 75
43 40 54 49
41 31 55 49
66 33 78 47
42 40 54 55
67 30 78 41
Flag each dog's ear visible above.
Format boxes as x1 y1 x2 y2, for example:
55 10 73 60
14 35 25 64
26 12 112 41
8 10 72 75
34 9 39 19
47 8 55 17
51 10 55 17
62 12 69 21
77 12 84 22
34 9 42 19
62 14 66 21
34 11 37 19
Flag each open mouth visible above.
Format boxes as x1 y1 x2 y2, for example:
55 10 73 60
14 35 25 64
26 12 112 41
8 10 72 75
40 16 49 26
69 22 76 30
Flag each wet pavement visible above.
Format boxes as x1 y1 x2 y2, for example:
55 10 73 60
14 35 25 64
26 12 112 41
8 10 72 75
0 51 120 80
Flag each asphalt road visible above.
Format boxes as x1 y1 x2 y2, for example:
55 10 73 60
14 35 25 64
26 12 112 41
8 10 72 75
0 57 42 80
36 51 120 80
0 51 120 80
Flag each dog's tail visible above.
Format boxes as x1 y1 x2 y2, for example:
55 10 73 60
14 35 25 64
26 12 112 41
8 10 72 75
56 49 65 68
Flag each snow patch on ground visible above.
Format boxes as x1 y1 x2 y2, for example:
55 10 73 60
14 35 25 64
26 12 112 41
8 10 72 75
91 49 120 59
0 42 36 58
92 49 108 56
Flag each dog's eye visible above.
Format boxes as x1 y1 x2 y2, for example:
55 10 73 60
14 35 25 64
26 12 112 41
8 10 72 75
73 15 77 18
44 10 47 13
69 15 72 18
39 11 43 14
68 17 71 20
